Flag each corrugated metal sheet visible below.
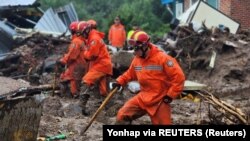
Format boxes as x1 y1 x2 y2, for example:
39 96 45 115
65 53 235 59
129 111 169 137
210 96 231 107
34 8 70 36
55 2 79 27
0 20 16 55
64 3 79 23
0 0 36 7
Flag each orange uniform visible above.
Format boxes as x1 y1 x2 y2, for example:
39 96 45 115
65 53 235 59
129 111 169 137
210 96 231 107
108 24 126 48
82 29 113 96
116 44 185 124
60 35 87 96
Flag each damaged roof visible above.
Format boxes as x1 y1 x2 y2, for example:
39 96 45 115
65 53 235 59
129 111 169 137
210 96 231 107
0 0 36 7
35 8 70 36
55 3 79 27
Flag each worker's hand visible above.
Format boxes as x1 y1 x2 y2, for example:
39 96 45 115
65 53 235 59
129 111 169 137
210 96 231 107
163 95 173 104
111 82 122 92
56 60 65 68
56 59 62 65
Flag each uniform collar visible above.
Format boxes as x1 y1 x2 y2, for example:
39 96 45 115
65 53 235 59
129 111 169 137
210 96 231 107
144 43 158 60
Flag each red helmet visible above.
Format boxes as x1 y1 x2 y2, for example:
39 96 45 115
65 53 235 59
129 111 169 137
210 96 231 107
128 31 150 47
69 21 79 32
87 19 97 27
77 21 90 33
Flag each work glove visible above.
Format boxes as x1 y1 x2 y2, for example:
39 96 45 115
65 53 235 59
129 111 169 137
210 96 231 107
56 60 65 68
111 81 122 92
163 95 173 104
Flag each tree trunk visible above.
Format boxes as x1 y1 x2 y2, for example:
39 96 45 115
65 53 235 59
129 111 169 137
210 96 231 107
0 96 42 141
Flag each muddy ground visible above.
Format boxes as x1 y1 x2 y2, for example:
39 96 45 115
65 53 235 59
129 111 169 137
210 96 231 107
1 29 250 140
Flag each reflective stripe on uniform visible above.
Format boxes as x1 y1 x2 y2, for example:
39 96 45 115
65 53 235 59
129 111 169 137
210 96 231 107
134 65 162 71
134 66 142 71
144 65 162 71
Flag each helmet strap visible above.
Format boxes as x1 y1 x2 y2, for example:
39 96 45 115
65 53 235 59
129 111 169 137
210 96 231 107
82 27 91 38
139 44 148 58
71 30 76 35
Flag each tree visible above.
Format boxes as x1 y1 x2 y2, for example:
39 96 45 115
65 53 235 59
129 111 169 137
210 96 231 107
39 0 171 41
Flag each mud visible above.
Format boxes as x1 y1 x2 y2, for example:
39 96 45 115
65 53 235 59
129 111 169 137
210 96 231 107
0 76 29 95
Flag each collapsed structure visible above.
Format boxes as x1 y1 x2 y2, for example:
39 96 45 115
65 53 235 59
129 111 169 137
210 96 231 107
0 0 78 55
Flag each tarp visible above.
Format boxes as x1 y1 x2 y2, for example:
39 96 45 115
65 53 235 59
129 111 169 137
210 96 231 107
161 0 174 4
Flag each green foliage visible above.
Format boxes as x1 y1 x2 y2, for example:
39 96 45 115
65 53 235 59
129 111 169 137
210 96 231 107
38 0 172 41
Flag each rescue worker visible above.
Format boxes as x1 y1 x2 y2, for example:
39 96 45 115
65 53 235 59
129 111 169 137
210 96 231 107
57 21 87 98
112 31 185 125
108 16 126 51
77 21 113 115
126 24 141 50
87 19 97 29
127 24 140 40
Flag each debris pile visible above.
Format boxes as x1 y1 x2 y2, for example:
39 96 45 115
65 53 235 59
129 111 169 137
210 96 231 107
159 25 250 95
0 33 69 84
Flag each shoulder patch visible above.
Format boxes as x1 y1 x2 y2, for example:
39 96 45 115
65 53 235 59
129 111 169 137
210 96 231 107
166 60 174 67
90 41 96 46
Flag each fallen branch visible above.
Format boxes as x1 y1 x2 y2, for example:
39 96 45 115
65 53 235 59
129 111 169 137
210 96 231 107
196 90 247 124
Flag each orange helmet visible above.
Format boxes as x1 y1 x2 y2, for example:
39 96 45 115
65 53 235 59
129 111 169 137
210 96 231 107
87 19 97 28
76 21 91 38
128 31 150 47
69 21 79 33
77 21 90 33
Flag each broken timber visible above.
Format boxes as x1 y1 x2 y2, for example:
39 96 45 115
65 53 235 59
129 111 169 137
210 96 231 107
195 90 248 124
181 81 247 124
0 84 59 100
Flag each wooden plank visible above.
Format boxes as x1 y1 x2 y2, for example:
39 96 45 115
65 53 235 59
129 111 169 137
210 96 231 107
184 80 206 91
209 51 216 69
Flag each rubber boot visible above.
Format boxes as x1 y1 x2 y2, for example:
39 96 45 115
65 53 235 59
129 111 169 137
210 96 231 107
80 94 90 116
72 92 80 99
80 84 91 116
59 81 68 97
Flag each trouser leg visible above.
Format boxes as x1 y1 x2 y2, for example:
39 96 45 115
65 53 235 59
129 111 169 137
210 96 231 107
59 81 69 97
99 76 108 96
80 84 91 116
150 101 172 125
70 80 79 98
116 95 146 124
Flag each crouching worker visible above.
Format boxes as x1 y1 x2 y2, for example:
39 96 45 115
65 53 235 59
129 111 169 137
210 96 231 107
57 21 87 98
77 21 113 115
112 31 185 125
